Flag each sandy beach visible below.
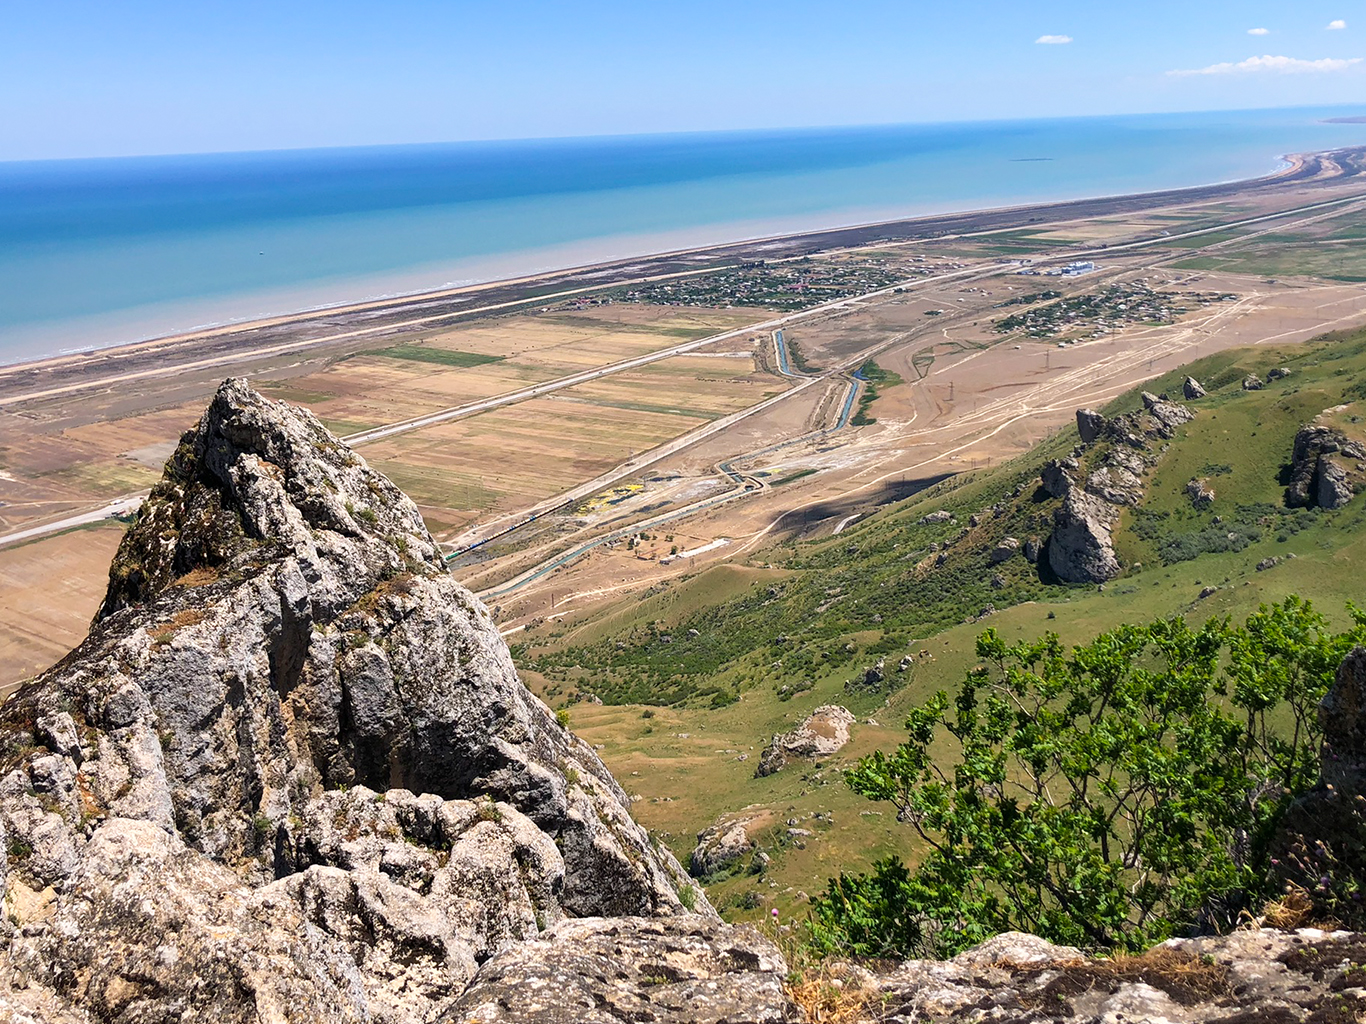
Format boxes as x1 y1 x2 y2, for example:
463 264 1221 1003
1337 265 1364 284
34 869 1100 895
0 147 1343 405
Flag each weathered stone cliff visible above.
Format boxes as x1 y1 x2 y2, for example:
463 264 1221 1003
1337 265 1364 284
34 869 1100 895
0 380 794 1023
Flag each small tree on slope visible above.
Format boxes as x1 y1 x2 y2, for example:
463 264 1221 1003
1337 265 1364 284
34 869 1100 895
810 597 1366 957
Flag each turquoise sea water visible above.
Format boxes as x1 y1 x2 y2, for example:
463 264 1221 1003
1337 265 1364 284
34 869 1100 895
2 106 1365 363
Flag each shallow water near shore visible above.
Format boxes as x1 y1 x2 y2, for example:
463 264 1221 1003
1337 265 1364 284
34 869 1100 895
2 106 1365 364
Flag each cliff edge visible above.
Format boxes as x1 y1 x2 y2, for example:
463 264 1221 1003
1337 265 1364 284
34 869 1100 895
0 380 793 1023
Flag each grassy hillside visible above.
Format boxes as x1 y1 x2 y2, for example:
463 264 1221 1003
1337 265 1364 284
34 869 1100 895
517 325 1366 923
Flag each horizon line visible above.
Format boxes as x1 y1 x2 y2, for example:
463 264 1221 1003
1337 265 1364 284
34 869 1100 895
5 101 1365 167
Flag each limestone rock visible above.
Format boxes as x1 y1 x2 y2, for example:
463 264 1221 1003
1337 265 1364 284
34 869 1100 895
1286 416 1364 509
1183 376 1207 399
0 380 703 1022
1086 465 1143 506
1243 373 1265 391
690 813 759 877
1023 537 1041 563
1140 391 1194 437
1186 477 1216 509
1040 459 1076 499
755 705 856 777
1267 366 1292 381
919 509 953 525
953 931 1081 966
1047 490 1120 583
1317 454 1354 509
1075 408 1107 444
869 927 1366 1023
441 916 793 1024
1271 648 1366 928
989 537 1020 563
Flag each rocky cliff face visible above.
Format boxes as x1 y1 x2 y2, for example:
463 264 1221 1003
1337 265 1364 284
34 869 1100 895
1286 414 1366 510
0 380 797 1023
1043 393 1195 584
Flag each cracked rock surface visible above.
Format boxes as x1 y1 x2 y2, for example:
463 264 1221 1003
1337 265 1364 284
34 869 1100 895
0 380 751 1023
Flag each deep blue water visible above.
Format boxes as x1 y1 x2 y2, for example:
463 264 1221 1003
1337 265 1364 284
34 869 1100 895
2 107 1365 362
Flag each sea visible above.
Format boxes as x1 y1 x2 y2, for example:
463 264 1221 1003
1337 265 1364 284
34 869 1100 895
3 105 1365 365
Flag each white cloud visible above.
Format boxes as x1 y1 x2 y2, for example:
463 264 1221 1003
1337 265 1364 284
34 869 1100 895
1248 27 1270 36
1328 19 1347 30
1035 34 1073 45
1168 53 1363 76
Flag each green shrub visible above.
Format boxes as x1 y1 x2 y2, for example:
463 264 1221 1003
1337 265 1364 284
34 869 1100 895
809 597 1366 957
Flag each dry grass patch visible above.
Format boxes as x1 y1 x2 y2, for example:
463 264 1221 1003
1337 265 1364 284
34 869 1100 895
148 608 206 641
787 965 876 1023
174 566 220 588
1014 947 1231 1011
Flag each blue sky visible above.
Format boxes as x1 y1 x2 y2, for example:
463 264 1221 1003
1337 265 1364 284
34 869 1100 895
3 0 1364 160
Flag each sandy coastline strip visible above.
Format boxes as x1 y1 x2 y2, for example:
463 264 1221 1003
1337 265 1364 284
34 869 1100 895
0 147 1351 407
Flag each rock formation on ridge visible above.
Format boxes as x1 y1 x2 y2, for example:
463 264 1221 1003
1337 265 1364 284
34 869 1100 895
755 705 855 778
1286 411 1366 510
0 380 799 1023
1043 394 1195 584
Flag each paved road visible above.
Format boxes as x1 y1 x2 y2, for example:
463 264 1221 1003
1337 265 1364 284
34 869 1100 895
0 497 141 549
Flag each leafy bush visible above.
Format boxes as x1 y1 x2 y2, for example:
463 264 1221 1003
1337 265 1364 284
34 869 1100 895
809 598 1366 957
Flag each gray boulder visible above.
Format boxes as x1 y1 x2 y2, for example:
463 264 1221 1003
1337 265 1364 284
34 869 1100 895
1183 376 1207 399
755 705 856 777
1047 490 1120 583
690 813 759 877
1140 391 1194 437
1075 408 1107 444
1186 478 1215 509
1040 458 1077 499
1243 373 1265 391
989 537 1021 563
441 916 793 1024
1086 465 1143 506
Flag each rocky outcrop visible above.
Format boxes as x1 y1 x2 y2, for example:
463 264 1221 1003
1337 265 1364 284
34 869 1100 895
1268 366 1292 381
0 380 714 1022
989 537 1020 563
441 917 793 1024
755 705 855 777
851 927 1366 1023
1286 416 1365 509
1075 408 1106 444
1243 373 1265 391
1183 376 1207 399
690 813 760 877
1038 397 1195 583
1040 458 1076 499
1048 490 1120 583
1085 464 1143 506
1186 477 1215 509
1140 391 1194 438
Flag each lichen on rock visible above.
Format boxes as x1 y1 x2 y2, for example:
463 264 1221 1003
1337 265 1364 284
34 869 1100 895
0 379 740 1022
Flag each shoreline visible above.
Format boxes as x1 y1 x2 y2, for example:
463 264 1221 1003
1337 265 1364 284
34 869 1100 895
8 152 1304 365
0 145 1356 399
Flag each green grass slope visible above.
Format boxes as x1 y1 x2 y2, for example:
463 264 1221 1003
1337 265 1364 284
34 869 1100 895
518 325 1366 923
